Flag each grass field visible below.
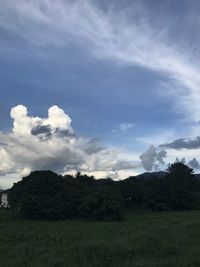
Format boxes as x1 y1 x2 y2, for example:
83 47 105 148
0 210 200 267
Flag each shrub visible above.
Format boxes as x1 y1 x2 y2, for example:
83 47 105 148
79 186 124 221
8 171 87 220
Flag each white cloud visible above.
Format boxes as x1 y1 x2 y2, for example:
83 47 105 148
2 1 200 177
112 122 135 133
82 169 139 180
1 1 200 121
0 105 139 188
10 105 73 136
46 105 72 130
119 123 134 132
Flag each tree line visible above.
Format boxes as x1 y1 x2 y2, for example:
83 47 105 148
8 162 200 221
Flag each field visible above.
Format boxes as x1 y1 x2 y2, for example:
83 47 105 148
0 210 200 267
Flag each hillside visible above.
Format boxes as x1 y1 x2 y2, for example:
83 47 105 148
130 171 200 180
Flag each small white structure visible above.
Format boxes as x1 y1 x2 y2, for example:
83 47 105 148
0 191 9 208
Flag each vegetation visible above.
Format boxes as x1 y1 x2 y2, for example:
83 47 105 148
7 162 200 221
118 162 200 211
2 162 200 266
1 209 200 266
8 171 123 221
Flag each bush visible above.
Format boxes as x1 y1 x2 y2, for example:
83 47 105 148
8 171 87 220
79 186 124 221
164 162 200 210
8 171 124 221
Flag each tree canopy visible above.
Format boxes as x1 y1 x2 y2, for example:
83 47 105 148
7 162 200 221
8 171 123 221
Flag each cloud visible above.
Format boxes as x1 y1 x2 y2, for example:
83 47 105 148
160 136 200 150
156 150 167 165
135 129 177 147
140 135 200 171
2 1 200 176
139 145 156 171
112 160 140 171
1 1 200 121
140 138 200 172
31 125 52 140
0 105 139 188
119 123 134 132
31 124 52 136
113 122 135 133
174 157 186 164
139 145 167 171
188 158 200 170
10 105 73 136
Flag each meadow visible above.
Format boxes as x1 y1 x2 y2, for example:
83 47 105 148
0 210 200 267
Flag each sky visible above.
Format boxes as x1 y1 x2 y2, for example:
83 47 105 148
1 0 200 188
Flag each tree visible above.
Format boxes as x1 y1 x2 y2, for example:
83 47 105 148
79 186 124 221
8 171 87 220
164 162 200 210
75 172 95 187
8 171 124 221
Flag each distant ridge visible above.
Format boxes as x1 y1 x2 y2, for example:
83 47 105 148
135 171 167 179
126 171 200 181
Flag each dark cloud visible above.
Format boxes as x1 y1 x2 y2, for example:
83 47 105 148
188 158 200 170
112 160 140 171
31 125 52 140
156 150 167 164
82 138 105 155
140 145 157 171
160 136 200 150
31 125 75 141
54 128 75 138
140 145 167 171
31 150 83 173
0 142 8 146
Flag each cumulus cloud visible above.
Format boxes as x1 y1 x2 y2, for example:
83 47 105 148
156 150 167 165
139 145 167 171
160 136 200 150
140 139 200 172
140 140 200 172
140 145 156 171
0 105 139 188
153 135 200 171
188 158 200 170
10 105 73 136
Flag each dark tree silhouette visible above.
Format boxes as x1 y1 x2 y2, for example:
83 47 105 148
8 170 123 221
8 171 87 220
164 162 200 210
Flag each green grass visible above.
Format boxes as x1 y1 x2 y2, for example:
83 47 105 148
1 210 200 267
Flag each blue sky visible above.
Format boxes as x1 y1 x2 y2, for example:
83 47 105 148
1 0 200 187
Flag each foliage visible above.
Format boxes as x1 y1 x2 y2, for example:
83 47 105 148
118 162 200 211
79 186 123 221
75 172 96 187
163 162 200 210
8 171 87 220
8 171 123 221
7 161 200 221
